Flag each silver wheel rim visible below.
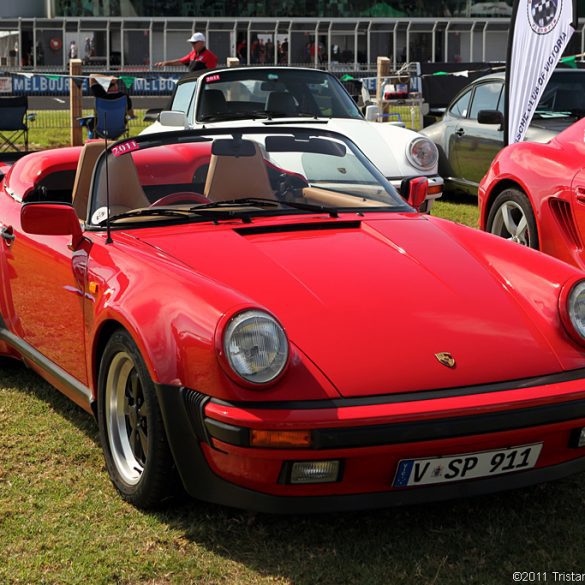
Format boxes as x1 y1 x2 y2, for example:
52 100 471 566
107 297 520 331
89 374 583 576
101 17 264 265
105 351 148 486
490 200 530 246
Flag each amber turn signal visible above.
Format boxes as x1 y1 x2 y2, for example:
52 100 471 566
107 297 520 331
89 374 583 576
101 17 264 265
250 429 312 448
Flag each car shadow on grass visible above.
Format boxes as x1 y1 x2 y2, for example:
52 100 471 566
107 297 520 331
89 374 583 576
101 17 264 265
157 476 585 585
156 459 585 584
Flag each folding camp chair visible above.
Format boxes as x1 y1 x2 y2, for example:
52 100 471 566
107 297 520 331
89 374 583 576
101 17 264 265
79 95 129 140
0 96 29 152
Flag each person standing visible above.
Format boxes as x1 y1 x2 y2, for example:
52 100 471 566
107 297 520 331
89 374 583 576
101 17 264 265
154 32 218 71
69 40 78 59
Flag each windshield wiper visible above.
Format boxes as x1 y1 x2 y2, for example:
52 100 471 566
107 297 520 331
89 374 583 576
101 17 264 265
190 197 340 218
99 207 196 225
189 197 280 210
99 207 248 225
199 111 271 122
278 199 339 217
262 118 330 125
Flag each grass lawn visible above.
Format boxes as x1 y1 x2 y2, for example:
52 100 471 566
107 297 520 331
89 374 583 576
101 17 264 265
0 135 570 584
26 110 150 149
432 196 479 228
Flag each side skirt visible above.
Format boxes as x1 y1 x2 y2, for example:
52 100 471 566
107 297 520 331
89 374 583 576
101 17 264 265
0 326 94 414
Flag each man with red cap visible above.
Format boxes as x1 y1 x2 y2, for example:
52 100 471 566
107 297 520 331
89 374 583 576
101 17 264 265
155 32 218 71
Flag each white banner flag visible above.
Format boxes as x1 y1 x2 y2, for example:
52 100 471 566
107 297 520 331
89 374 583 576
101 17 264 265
506 0 577 144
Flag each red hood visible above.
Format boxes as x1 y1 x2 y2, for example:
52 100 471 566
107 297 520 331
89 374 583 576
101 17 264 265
133 214 571 397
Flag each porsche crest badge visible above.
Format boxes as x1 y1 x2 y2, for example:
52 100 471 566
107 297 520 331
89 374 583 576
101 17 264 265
435 352 456 368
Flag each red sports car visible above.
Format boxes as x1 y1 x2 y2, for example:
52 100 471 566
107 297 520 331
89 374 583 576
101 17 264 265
4 126 585 513
479 117 585 271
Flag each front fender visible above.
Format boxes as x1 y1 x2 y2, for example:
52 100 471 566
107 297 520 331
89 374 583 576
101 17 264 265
85 236 339 404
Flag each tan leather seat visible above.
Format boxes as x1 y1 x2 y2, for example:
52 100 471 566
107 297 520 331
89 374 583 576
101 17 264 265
71 141 105 221
203 142 274 202
92 148 150 221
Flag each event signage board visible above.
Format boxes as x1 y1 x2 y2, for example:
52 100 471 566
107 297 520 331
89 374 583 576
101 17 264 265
505 0 578 144
10 74 178 96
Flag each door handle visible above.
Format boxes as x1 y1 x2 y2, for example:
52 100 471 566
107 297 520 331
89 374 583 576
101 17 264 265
454 128 465 137
0 226 15 244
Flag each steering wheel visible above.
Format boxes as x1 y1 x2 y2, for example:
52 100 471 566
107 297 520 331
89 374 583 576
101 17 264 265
278 172 309 200
150 192 210 207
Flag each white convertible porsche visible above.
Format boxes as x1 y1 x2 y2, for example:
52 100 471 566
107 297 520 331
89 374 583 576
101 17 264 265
141 67 442 211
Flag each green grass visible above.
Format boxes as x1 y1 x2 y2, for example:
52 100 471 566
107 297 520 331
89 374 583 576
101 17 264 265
432 196 479 228
26 109 150 149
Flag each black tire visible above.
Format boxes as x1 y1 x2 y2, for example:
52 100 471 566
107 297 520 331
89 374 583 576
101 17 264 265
97 329 180 508
486 188 539 250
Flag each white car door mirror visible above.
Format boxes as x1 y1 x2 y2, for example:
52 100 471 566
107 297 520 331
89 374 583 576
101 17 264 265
365 105 379 122
159 110 189 128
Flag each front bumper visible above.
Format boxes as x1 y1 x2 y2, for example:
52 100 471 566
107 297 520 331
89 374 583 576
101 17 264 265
155 368 585 513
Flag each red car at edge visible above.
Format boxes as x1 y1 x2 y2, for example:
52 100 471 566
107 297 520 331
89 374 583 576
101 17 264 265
479 117 585 271
3 126 585 513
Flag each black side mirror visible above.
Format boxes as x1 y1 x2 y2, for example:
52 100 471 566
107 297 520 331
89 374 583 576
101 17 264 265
477 109 504 125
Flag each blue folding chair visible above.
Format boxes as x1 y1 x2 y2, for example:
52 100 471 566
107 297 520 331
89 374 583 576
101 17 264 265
80 96 129 140
0 96 29 152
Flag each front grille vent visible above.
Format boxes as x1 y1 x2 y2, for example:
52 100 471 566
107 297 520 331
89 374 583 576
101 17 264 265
181 388 209 440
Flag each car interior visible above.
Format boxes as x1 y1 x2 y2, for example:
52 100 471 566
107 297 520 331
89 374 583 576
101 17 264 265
9 130 404 228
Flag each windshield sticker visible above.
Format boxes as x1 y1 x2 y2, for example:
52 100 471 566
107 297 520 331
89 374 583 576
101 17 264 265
205 74 220 83
91 206 109 224
268 73 279 80
112 140 139 157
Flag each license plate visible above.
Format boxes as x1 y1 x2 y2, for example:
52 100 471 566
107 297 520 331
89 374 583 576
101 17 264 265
393 443 543 487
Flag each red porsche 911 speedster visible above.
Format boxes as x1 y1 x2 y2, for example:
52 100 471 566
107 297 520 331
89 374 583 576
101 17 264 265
4 126 585 513
479 117 585 270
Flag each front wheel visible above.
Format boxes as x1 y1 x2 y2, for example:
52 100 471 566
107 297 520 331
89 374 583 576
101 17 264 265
486 188 539 249
97 329 180 508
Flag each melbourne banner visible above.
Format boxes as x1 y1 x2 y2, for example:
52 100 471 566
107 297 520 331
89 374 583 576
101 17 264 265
505 0 578 144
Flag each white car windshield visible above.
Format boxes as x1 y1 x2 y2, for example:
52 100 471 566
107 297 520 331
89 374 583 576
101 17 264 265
87 128 409 227
191 69 363 122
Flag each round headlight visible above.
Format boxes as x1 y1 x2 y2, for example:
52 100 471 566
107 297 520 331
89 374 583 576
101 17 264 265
406 137 438 171
223 310 289 384
567 280 585 341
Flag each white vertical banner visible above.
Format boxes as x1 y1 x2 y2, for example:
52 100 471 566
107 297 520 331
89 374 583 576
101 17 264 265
505 0 577 144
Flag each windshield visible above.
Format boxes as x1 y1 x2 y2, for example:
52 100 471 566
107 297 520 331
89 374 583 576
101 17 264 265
537 71 585 116
87 128 408 227
195 69 363 122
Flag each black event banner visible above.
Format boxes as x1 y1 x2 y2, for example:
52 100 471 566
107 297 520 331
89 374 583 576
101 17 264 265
505 0 578 145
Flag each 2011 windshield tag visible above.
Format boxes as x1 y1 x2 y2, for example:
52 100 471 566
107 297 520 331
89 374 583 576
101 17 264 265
112 140 139 157
205 74 220 83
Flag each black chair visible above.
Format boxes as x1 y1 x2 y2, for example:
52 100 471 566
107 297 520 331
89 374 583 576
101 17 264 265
0 96 29 152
